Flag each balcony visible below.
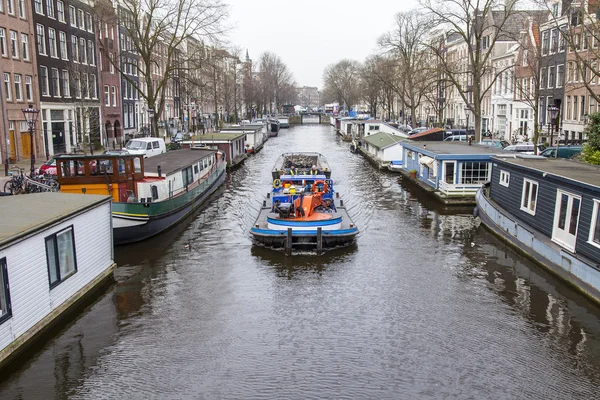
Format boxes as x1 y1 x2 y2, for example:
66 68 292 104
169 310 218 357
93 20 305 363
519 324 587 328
439 181 482 197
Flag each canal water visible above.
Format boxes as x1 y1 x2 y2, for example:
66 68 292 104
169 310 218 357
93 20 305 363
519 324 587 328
2 125 600 399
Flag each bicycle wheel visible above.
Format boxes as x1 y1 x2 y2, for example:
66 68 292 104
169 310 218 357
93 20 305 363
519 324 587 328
3 180 13 194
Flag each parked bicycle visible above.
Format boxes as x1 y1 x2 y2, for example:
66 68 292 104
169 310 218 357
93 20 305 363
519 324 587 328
3 168 59 194
3 168 26 194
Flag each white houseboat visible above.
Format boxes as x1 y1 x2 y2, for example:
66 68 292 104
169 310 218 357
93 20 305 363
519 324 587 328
0 193 116 370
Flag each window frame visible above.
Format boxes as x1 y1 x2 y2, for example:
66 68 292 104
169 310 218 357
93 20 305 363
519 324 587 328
4 72 12 101
57 0 64 22
25 75 32 101
520 178 539 215
13 73 22 101
0 257 12 325
0 28 6 57
552 190 581 253
36 24 46 55
20 32 28 60
499 170 510 187
588 199 600 249
61 69 70 97
9 30 18 59
45 225 78 289
40 65 49 96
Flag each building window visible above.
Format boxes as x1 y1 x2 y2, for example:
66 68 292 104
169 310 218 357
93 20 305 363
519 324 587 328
69 5 75 27
109 53 114 73
6 0 14 14
4 73 11 100
40 66 49 96
82 72 88 98
499 170 510 187
85 12 92 31
19 33 28 60
9 30 18 59
87 40 94 65
588 200 600 248
59 31 67 59
540 67 547 89
556 64 564 88
104 85 109 106
36 24 46 55
459 161 490 184
550 29 558 53
520 178 538 215
0 258 11 325
57 0 64 22
18 0 25 18
90 74 97 99
48 28 57 58
34 0 42 14
542 31 549 55
552 190 581 252
62 69 69 97
45 226 77 288
46 0 54 18
25 75 32 100
548 66 555 89
111 85 116 106
71 35 77 62
0 29 6 57
13 73 22 101
75 72 81 98
77 9 84 29
51 68 60 97
79 37 85 63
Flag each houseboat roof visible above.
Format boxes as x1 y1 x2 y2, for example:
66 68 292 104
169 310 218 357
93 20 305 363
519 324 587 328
0 192 109 248
191 132 246 141
403 141 513 155
144 148 216 176
363 132 406 149
221 124 263 132
493 156 600 188
408 128 445 139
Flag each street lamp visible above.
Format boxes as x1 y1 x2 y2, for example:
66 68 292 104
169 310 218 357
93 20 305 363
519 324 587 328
547 105 560 147
22 104 39 177
147 107 155 137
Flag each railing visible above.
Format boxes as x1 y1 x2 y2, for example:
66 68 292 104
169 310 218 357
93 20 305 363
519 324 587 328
438 181 483 196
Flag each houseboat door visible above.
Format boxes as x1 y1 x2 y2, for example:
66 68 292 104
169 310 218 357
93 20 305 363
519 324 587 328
551 190 582 252
441 161 456 184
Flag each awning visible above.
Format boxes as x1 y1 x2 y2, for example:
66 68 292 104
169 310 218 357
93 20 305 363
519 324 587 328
419 156 435 166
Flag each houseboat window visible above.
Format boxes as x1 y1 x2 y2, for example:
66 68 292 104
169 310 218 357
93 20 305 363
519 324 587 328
443 161 455 184
60 160 85 177
521 179 539 215
0 257 12 324
552 190 581 252
194 165 199 174
589 200 600 246
460 162 490 184
45 226 77 288
184 166 194 186
133 158 141 173
499 170 510 187
118 158 126 174
151 185 159 200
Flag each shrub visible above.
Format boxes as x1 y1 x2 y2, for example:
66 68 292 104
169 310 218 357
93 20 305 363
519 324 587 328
582 113 600 165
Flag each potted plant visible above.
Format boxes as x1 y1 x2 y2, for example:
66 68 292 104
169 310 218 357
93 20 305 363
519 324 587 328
409 169 417 178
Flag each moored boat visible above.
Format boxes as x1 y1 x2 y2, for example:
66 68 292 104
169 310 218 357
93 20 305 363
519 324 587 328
56 149 226 245
251 174 358 251
268 118 280 137
277 116 290 129
272 152 331 180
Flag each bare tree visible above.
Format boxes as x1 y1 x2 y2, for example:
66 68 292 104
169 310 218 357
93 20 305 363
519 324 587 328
257 52 296 114
322 59 362 112
96 0 228 137
422 0 520 142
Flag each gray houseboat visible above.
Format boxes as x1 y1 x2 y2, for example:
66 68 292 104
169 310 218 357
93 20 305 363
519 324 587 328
476 155 600 303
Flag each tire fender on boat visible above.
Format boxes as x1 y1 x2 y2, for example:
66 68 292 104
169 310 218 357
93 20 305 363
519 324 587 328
273 179 282 189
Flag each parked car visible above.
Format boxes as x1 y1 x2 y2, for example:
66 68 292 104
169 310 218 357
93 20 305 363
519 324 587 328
478 139 510 149
171 132 185 143
38 157 57 176
408 127 428 135
103 149 130 156
444 134 474 142
444 129 475 138
539 145 583 159
125 137 167 158
503 142 545 155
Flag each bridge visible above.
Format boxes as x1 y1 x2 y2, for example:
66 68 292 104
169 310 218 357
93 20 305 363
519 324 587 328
300 112 325 124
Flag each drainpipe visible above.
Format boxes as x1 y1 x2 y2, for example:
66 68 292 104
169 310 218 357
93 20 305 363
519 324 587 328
0 66 9 176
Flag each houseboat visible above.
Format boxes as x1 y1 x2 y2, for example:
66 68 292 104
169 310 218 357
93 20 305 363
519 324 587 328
476 156 600 304
221 124 268 154
268 117 281 136
188 132 247 168
359 131 407 169
278 116 290 129
272 152 332 180
56 149 226 245
0 192 115 370
251 174 358 251
399 141 512 204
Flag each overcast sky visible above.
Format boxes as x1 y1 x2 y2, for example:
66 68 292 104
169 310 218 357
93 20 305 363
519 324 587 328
225 0 420 89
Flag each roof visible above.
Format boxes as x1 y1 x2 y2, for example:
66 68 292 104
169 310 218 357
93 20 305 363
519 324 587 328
191 133 246 141
0 192 110 248
144 148 216 176
403 141 515 155
362 132 406 149
493 156 600 188
408 128 445 139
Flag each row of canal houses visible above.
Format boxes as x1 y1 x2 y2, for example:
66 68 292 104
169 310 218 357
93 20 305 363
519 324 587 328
331 115 600 305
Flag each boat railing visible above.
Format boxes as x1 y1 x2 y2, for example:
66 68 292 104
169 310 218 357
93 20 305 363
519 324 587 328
438 181 483 197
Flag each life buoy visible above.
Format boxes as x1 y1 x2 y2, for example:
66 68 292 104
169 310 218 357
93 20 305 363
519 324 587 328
273 179 282 189
282 180 293 189
312 180 328 193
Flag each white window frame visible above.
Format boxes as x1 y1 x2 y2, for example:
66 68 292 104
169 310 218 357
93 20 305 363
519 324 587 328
441 160 456 184
13 73 22 101
104 85 109 106
34 0 42 15
520 178 539 215
588 199 600 249
40 66 49 96
48 28 57 58
45 226 78 289
59 31 67 60
0 257 12 325
46 0 54 18
0 29 6 57
62 69 70 97
9 30 18 59
25 75 32 101
20 33 28 60
69 5 76 27
111 85 116 106
552 190 581 252
36 24 46 55
499 170 510 187
4 73 12 101
7 0 15 15
18 0 25 18
51 67 60 97
57 0 65 22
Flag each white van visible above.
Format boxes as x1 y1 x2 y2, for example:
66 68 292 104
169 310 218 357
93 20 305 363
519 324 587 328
125 138 167 158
